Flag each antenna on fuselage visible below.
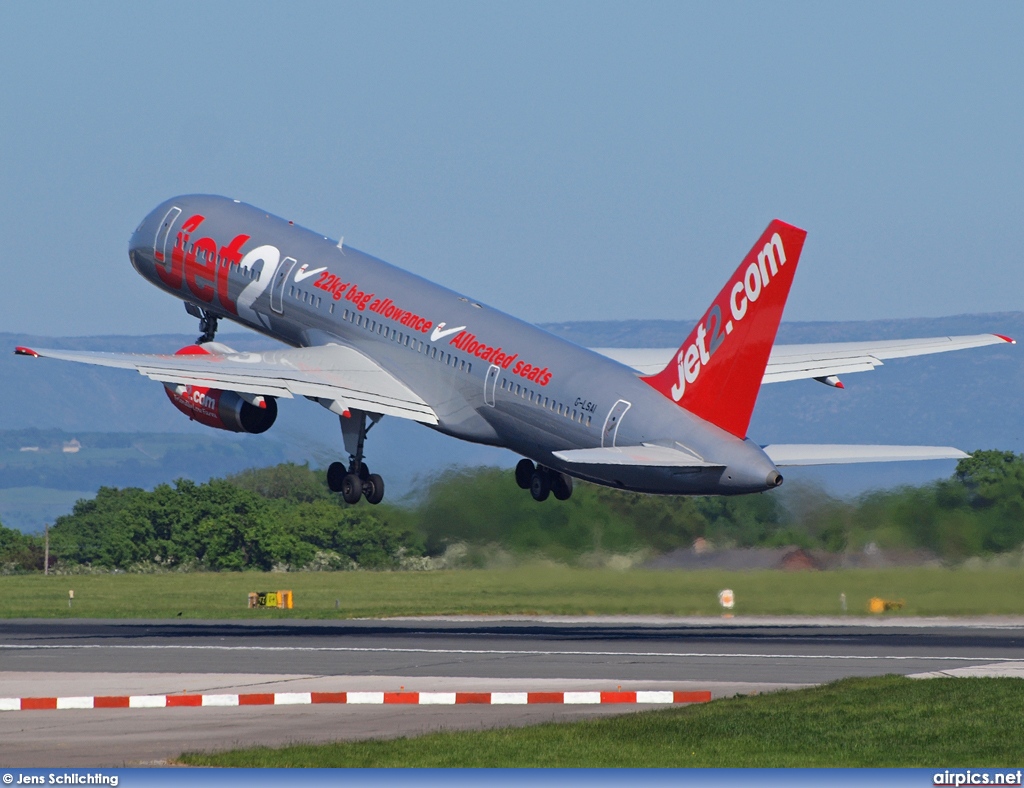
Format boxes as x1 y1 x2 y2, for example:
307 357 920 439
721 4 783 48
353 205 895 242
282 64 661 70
336 236 344 251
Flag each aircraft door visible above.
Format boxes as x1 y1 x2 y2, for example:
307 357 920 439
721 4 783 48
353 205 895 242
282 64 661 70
601 399 631 448
270 257 298 314
153 206 181 263
484 364 500 406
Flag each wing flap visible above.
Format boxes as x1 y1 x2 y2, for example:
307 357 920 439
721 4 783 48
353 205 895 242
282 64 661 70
762 360 880 384
139 368 295 398
17 344 439 424
762 444 969 466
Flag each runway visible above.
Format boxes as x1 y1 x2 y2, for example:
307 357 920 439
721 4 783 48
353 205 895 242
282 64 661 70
2 616 1023 766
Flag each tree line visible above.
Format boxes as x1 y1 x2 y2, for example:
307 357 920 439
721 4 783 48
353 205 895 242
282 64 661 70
2 450 1023 573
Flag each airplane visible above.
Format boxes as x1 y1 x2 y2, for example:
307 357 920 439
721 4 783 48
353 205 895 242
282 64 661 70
14 195 1014 504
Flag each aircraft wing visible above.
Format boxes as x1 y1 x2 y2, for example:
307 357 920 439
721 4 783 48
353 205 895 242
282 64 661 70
761 444 969 465
14 344 438 424
592 333 1014 383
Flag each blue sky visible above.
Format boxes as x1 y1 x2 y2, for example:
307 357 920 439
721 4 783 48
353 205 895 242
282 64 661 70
2 1 1022 336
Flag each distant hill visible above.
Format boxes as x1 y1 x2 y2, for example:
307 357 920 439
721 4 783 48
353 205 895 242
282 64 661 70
1 313 1020 532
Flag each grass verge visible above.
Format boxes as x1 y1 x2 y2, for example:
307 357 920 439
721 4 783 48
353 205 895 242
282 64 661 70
4 566 1024 619
178 676 1024 767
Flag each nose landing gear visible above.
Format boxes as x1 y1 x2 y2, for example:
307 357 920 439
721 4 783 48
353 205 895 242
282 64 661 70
327 410 385 504
184 302 219 344
515 458 573 502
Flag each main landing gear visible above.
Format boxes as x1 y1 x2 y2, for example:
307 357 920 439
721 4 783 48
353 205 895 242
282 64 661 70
515 459 573 502
327 410 385 505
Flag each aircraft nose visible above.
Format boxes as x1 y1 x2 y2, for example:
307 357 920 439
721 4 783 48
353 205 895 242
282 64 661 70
129 224 146 256
128 209 160 274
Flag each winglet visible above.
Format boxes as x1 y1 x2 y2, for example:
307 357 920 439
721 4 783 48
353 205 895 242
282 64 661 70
14 346 39 357
641 220 807 439
995 334 1016 345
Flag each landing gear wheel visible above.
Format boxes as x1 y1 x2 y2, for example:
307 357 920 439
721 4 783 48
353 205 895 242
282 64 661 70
327 462 347 493
197 313 219 345
515 459 535 490
341 473 363 504
363 473 385 505
356 462 370 481
530 469 551 502
552 473 573 501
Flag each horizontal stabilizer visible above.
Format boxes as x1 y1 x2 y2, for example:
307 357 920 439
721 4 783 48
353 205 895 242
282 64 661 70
553 444 722 467
762 444 969 466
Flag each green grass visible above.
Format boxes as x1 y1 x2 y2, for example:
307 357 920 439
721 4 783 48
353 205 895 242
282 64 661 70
5 565 1024 619
178 675 1024 767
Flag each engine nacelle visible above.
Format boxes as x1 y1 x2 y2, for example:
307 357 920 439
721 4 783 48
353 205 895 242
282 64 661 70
165 384 278 433
164 345 277 434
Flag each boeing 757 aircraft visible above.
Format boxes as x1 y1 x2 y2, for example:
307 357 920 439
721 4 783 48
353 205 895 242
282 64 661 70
15 196 1014 504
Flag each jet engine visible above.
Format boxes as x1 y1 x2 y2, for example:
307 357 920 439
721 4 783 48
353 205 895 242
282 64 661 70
163 345 277 434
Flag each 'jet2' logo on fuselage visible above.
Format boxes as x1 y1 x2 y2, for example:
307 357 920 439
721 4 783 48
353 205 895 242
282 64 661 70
154 214 251 315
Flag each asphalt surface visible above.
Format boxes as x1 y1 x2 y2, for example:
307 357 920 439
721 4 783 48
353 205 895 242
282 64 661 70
2 615 1023 766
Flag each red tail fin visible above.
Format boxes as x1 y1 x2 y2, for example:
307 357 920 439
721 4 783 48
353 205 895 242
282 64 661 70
641 220 807 439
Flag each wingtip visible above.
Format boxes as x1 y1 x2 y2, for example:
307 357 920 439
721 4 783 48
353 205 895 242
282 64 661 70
14 346 39 358
995 334 1016 345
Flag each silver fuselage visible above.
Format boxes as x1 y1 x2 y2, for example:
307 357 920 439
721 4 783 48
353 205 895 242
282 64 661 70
129 195 781 494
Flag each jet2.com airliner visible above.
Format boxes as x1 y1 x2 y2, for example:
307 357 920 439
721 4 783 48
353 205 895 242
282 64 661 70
16 195 1013 504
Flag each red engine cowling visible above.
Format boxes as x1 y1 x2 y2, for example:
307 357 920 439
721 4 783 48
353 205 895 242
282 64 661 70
164 345 277 434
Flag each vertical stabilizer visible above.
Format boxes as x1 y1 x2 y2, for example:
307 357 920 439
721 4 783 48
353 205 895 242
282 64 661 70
641 220 807 438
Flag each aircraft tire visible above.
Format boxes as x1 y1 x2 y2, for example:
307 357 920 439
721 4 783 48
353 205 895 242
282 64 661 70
341 473 362 504
552 472 573 501
327 462 347 493
515 459 535 490
364 473 385 505
357 462 370 481
530 469 551 502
